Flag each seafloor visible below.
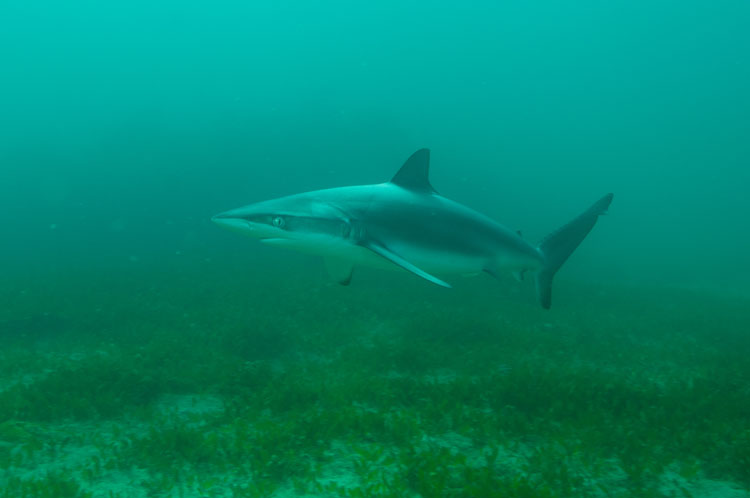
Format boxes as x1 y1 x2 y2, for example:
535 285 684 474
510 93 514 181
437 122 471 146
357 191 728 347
1 255 748 498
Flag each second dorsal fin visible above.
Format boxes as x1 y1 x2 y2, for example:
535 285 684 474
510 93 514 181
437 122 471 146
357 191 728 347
390 149 435 193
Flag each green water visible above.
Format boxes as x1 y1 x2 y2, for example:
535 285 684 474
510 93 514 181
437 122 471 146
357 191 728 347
1 0 749 496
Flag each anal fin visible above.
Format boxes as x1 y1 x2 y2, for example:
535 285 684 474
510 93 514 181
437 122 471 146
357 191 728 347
485 267 525 282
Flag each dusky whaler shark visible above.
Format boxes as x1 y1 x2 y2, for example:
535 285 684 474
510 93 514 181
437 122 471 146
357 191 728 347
213 149 612 308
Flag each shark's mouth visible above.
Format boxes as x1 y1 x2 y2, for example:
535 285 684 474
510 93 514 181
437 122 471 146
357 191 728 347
259 238 285 244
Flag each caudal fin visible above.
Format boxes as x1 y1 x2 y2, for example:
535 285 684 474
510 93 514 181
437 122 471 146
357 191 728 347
536 193 613 309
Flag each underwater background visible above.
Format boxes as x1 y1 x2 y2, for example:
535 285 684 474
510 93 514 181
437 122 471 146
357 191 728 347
1 0 749 496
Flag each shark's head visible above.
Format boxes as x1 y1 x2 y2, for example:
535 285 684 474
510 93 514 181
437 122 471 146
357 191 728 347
212 192 355 250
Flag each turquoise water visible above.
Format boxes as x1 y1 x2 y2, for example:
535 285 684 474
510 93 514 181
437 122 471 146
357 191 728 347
1 1 749 496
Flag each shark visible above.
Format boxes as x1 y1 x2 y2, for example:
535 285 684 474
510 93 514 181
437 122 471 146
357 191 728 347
212 149 612 308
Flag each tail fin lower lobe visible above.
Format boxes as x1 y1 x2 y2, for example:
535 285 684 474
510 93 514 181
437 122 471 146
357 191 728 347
536 193 613 309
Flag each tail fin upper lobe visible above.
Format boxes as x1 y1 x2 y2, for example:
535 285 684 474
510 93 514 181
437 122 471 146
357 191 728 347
536 193 613 309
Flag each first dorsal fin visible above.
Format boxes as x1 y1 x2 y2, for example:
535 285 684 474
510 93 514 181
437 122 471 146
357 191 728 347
390 149 436 193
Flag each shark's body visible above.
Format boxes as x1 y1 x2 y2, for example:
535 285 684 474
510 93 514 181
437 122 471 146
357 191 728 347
213 149 612 308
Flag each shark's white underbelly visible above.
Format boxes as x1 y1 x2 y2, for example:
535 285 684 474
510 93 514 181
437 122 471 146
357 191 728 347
262 236 489 276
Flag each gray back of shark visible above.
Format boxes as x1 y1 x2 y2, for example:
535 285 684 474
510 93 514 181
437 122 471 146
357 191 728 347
213 149 613 308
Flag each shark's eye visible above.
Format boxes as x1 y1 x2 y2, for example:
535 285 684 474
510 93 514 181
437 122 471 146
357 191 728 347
272 216 285 228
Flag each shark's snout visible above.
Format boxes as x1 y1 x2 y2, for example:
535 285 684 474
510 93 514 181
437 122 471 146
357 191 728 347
212 212 252 233
211 211 232 221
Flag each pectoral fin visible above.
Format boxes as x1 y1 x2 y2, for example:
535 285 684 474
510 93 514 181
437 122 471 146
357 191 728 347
324 257 354 286
364 241 451 288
